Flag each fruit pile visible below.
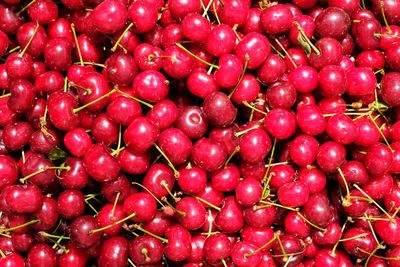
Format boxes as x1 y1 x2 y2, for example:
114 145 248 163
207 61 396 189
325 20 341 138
1 0 400 266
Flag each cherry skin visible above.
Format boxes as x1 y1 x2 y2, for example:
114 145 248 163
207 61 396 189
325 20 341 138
70 215 102 249
83 144 120 182
128 0 158 33
147 99 179 130
203 233 233 264
162 45 194 79
97 236 129 267
278 181 310 207
318 65 346 97
205 24 236 57
309 37 343 70
26 243 58 267
211 164 240 193
158 127 192 165
192 138 227 172
129 235 164 265
289 65 319 93
215 196 244 233
346 67 377 96
57 189 85 219
105 52 137 87
203 92 237 127
187 68 219 99
92 0 127 34
134 70 168 103
381 72 400 107
326 113 357 145
142 163 175 199
231 241 261 267
2 121 34 151
296 104 326 136
0 253 25 267
235 177 263 207
182 13 211 42
59 244 88 267
315 7 351 40
266 81 297 109
239 128 272 163
342 227 378 258
272 234 304 266
107 96 142 126
261 4 294 35
124 117 159 154
5 52 34 81
264 108 297 140
44 38 73 71
176 197 206 230
214 54 243 88
164 224 192 262
0 155 18 190
364 143 393 176
235 32 270 69
303 193 332 228
33 196 59 231
63 128 93 158
316 141 346 173
16 22 47 59
178 166 207 194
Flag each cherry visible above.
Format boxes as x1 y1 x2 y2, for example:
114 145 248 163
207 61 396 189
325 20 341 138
215 196 244 233
278 181 310 207
309 37 343 70
289 65 319 93
326 113 357 145
70 215 101 249
27 0 58 25
83 144 120 182
239 128 272 163
176 196 206 230
203 233 233 264
318 65 346 97
2 121 34 151
0 155 18 190
235 32 270 69
59 244 88 267
91 113 118 146
214 54 243 88
33 196 58 231
143 163 175 199
5 52 34 80
124 117 159 154
316 141 346 173
346 67 377 96
372 0 400 24
177 166 207 194
16 22 47 59
363 173 393 200
211 164 240 193
44 38 73 71
26 243 58 267
382 72 400 107
63 128 92 157
303 193 332 227
187 68 219 99
296 104 326 136
34 70 64 94
133 43 163 71
158 127 192 165
261 4 294 35
364 142 393 176
231 241 261 267
272 234 304 266
0 253 25 267
205 24 236 57
128 0 158 33
164 224 192 261
5 184 43 213
235 177 263 207
230 73 260 104
162 45 194 79
92 0 127 34
129 235 164 265
264 108 297 140
353 19 381 50
147 99 179 130
192 138 227 172
354 117 380 146
203 92 237 127
312 221 342 245
356 49 385 70
57 189 85 219
97 236 129 267
105 52 137 87
315 7 351 40
134 70 168 103
289 15 315 46
289 135 319 167
342 227 378 258
118 149 150 175
257 54 287 85
101 174 132 203
182 13 211 42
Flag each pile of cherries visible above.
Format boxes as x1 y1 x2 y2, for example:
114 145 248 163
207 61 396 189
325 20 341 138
2 0 400 266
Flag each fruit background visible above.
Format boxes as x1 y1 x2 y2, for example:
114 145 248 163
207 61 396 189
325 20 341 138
1 0 400 266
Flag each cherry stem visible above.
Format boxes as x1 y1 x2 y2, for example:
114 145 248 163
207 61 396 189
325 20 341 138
112 125 123 157
242 101 267 115
374 33 400 38
337 167 351 198
134 225 168 243
234 123 262 137
75 62 105 68
276 234 288 262
111 23 133 52
366 217 381 248
131 182 166 209
257 201 297 212
270 43 285 59
224 146 240 167
228 55 249 98
153 144 179 177
115 89 154 109
245 234 277 258
73 88 117 113
1 219 39 233
0 93 11 99
70 23 83 66
353 184 394 221
0 249 5 258
128 258 137 267
110 192 121 220
16 0 36 16
175 43 219 69
368 113 393 151
296 212 326 231
160 180 179 202
39 232 70 240
19 22 39 58
213 0 221 24
163 197 185 216
141 248 151 263
85 198 99 215
20 166 71 183
380 1 392 34
90 212 136 234
293 21 321 55
186 193 221 211
273 37 297 68
69 81 92 95
202 0 214 17
264 138 277 182
339 233 369 242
